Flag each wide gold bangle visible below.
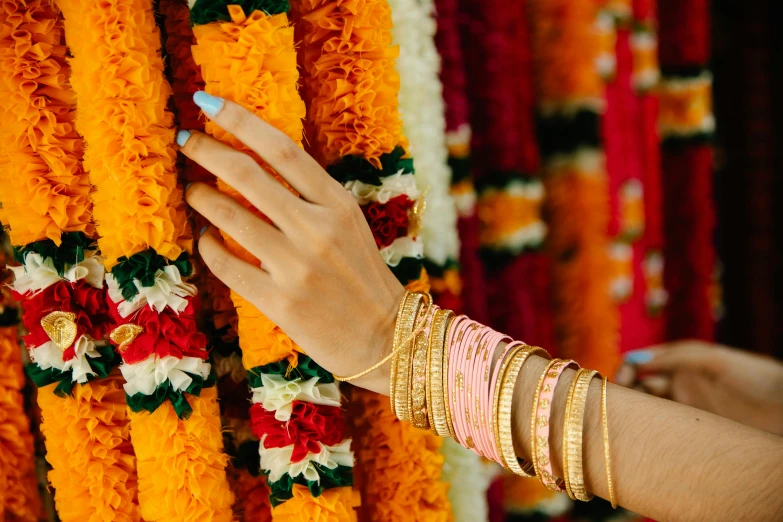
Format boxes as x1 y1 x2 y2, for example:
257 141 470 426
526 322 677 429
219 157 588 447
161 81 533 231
389 291 412 411
441 314 459 439
601 377 617 509
428 309 453 437
495 345 550 477
393 292 426 422
563 368 598 502
410 313 431 430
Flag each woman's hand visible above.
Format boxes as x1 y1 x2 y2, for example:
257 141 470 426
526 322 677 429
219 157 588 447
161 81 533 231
616 341 783 434
178 94 404 394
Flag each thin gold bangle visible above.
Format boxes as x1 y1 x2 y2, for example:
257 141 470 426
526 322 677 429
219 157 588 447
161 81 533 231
562 369 580 499
395 293 429 421
441 314 458 438
602 377 617 509
563 368 597 502
388 291 411 408
428 309 453 437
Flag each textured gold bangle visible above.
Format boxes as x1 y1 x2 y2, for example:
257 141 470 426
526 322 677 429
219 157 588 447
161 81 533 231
428 309 453 437
410 317 431 430
496 345 550 477
602 377 617 509
389 291 412 413
393 292 425 421
563 368 598 502
441 314 458 439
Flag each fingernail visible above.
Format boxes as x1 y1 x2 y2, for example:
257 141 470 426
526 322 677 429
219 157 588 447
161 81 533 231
184 182 192 192
199 225 208 237
624 350 654 365
193 91 224 117
176 130 191 147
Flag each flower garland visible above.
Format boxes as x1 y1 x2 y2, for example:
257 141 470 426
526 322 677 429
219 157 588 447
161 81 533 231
657 0 717 341
293 0 451 519
0 1 142 519
189 1 361 519
54 0 234 519
0 240 42 522
159 2 274 518
528 0 619 374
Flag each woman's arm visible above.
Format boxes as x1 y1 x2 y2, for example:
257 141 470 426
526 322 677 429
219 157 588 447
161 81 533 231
179 95 783 522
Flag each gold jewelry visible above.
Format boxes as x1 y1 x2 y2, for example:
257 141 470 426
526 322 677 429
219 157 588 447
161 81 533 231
495 345 549 477
388 291 410 408
563 368 598 502
427 309 453 437
394 293 428 421
41 311 78 351
530 358 560 486
602 377 617 509
441 314 458 438
410 320 431 430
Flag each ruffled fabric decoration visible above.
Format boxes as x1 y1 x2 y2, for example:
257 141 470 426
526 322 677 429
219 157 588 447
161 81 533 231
440 438 495 522
271 486 360 522
107 266 197 317
0 324 42 522
191 2 358 516
0 0 94 247
10 250 104 294
38 373 140 522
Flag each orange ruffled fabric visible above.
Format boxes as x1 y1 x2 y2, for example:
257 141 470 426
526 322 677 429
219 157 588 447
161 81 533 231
0 0 94 246
191 7 305 369
272 485 359 522
297 0 407 169
227 464 272 522
37 371 140 522
129 387 234 522
351 389 451 522
55 0 191 268
0 326 42 522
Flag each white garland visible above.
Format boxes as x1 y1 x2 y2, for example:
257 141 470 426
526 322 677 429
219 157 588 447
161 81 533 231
119 355 212 396
344 170 421 205
29 334 101 383
390 0 460 267
379 235 424 267
609 241 634 302
440 438 497 522
10 250 104 294
260 438 354 483
106 265 197 317
250 374 342 421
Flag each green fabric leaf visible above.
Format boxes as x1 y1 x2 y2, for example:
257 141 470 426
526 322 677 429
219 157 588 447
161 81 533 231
326 146 414 186
247 355 334 388
13 232 95 276
125 369 216 419
421 258 460 279
112 249 192 301
25 346 121 398
232 440 261 476
389 257 423 286
266 464 354 506
190 0 289 25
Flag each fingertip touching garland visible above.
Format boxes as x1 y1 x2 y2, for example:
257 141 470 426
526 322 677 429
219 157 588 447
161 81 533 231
0 1 140 519
53 0 234 519
189 0 360 518
292 0 452 519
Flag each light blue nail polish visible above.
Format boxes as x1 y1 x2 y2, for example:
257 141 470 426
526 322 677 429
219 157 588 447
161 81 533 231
176 130 191 147
624 350 654 365
193 91 224 117
199 226 208 237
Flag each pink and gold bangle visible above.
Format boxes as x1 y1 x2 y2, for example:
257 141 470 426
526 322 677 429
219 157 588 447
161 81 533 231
445 316 468 441
496 344 550 476
485 341 517 464
453 321 481 449
470 329 508 458
531 358 579 491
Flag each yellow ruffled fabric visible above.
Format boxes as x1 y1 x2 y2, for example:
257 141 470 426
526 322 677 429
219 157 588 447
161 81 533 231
192 8 305 370
37 372 140 522
129 387 234 522
352 389 451 522
272 485 359 522
0 326 41 522
55 0 191 268
296 0 407 168
0 0 94 246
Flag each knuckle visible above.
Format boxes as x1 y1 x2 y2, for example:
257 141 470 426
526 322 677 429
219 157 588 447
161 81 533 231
182 131 204 156
201 242 230 277
214 201 239 223
222 104 250 131
232 155 261 185
272 140 301 164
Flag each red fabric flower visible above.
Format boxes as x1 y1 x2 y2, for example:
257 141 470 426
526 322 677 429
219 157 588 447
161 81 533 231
109 297 208 363
20 281 110 358
361 195 413 248
250 401 345 463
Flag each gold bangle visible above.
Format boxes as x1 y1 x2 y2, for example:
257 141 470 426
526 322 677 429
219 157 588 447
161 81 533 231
388 291 411 407
393 292 426 421
428 309 453 437
563 368 598 502
410 315 431 430
602 377 617 509
441 314 458 438
496 345 550 477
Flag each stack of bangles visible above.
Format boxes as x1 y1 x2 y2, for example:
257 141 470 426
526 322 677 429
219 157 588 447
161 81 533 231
336 291 617 507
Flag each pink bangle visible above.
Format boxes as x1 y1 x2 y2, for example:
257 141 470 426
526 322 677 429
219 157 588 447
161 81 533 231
455 322 481 449
531 358 579 491
449 319 474 447
467 327 491 456
485 340 518 463
471 329 508 458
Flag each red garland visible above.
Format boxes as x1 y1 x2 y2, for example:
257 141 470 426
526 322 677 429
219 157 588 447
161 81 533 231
250 401 345 463
433 0 469 133
19 281 110 358
108 297 209 363
361 195 413 249
657 0 710 67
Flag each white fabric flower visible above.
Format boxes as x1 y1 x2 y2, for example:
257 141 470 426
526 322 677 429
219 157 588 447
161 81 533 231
29 335 101 384
107 265 196 317
260 439 354 483
10 251 105 294
251 374 341 421
380 236 424 267
120 355 211 396
441 438 497 522
344 170 421 205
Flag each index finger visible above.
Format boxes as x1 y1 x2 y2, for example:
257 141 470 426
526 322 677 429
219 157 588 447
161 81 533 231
192 91 344 205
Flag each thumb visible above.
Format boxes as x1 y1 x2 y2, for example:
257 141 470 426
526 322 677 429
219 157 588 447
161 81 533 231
636 341 721 375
